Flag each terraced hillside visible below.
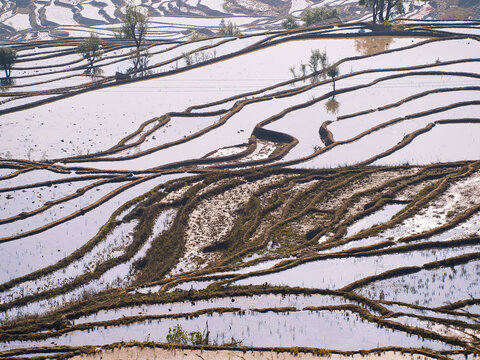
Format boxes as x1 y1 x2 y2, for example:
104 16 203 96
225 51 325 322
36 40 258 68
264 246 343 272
0 0 450 41
0 20 479 360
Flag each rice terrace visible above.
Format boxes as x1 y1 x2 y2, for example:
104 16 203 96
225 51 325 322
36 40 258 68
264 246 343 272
0 0 479 358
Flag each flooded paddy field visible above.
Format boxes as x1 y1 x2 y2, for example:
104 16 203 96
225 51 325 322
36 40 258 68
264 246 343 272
0 17 480 360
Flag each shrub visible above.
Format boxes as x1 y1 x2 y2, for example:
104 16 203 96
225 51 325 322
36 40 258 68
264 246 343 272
301 7 339 26
166 324 189 344
282 15 299 29
189 31 208 41
166 324 210 345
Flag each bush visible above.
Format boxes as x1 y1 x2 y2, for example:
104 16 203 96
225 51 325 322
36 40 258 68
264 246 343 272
301 7 339 26
282 15 299 29
166 324 189 344
188 331 204 345
382 20 393 30
189 31 208 41
166 324 210 345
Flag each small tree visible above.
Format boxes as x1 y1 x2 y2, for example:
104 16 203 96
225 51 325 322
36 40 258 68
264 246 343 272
119 3 148 50
218 19 242 36
282 15 299 29
289 65 297 79
77 33 102 70
0 47 17 80
119 3 149 70
300 62 307 77
309 49 327 74
327 64 339 97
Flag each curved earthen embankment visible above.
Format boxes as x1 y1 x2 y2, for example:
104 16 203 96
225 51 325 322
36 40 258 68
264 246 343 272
1 28 469 117
52 63 480 170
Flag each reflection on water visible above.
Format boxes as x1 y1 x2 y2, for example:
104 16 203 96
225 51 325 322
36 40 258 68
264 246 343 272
0 310 458 351
325 98 340 115
83 67 104 80
132 68 154 78
129 48 151 78
0 78 15 90
359 260 480 307
354 37 394 56
310 72 326 84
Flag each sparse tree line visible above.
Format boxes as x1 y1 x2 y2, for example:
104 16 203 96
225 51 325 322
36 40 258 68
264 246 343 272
183 49 217 67
0 0 405 85
282 0 409 30
76 2 150 76
75 10 241 78
289 49 340 97
75 10 241 77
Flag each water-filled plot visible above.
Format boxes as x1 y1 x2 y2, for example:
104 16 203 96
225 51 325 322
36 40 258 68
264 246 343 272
1 18 480 359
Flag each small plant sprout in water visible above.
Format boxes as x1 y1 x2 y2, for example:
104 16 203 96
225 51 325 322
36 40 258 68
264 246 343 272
300 62 307 78
289 66 298 79
194 50 216 63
